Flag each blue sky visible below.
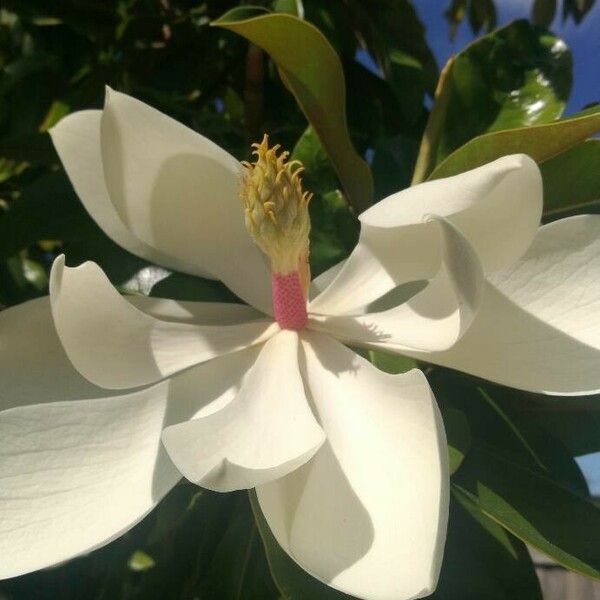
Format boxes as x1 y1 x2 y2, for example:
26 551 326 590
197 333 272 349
415 0 600 114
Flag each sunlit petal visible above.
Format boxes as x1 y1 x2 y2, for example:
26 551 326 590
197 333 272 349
162 331 325 492
257 332 448 600
50 256 277 389
310 154 541 315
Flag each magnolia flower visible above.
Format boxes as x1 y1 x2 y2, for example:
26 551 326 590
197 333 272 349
2 89 599 600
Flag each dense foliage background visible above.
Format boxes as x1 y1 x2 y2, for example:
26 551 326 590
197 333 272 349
0 0 599 598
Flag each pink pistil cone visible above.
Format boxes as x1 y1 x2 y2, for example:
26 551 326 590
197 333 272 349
271 272 308 330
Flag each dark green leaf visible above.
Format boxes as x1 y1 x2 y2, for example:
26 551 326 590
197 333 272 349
430 369 590 496
0 170 93 259
0 132 56 165
431 489 542 600
201 494 279 599
453 448 600 579
430 104 600 180
387 51 425 127
478 388 590 496
431 370 600 578
524 402 600 456
308 188 358 277
541 139 600 216
436 20 572 164
213 10 373 212
371 134 419 200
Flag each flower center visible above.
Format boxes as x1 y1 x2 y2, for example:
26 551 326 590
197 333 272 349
240 135 312 330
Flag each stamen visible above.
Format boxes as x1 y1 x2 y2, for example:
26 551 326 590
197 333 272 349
239 134 311 279
240 135 313 329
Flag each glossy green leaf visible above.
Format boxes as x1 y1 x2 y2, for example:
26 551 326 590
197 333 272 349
431 489 542 600
453 448 600 579
541 139 600 216
436 20 572 164
213 9 373 212
430 104 600 180
249 491 353 599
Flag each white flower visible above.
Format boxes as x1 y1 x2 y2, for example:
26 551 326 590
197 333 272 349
1 88 599 600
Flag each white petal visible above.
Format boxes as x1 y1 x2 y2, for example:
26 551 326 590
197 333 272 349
162 331 325 492
49 110 208 277
309 218 484 352
0 299 180 578
257 332 449 600
409 215 600 395
0 297 124 410
308 260 345 300
100 88 272 313
50 256 278 389
0 297 276 578
0 389 181 580
310 155 541 315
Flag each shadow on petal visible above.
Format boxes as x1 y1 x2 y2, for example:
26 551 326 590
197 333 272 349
257 441 375 584
150 345 260 500
148 154 272 313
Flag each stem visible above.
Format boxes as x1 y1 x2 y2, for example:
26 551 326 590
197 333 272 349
411 55 456 185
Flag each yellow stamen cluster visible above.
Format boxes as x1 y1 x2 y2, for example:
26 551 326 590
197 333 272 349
240 134 313 275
